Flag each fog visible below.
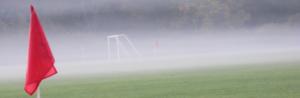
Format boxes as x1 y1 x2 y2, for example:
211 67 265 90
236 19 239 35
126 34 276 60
0 0 300 80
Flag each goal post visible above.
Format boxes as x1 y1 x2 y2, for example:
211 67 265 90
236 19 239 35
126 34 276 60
107 34 142 61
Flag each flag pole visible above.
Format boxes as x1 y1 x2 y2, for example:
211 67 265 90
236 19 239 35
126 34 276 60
155 40 158 61
154 44 156 61
81 45 84 60
37 86 40 98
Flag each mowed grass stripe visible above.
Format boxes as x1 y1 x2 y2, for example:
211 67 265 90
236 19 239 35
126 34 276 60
1 62 300 98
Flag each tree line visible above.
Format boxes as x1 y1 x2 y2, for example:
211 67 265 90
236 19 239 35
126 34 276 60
0 0 300 34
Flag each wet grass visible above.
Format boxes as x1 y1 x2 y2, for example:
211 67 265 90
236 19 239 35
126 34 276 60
1 62 300 98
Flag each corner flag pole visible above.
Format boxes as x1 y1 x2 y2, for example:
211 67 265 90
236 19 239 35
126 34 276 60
155 43 156 61
37 86 40 98
81 45 84 60
155 40 158 61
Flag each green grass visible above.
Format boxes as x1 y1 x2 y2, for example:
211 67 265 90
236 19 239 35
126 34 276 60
1 62 300 98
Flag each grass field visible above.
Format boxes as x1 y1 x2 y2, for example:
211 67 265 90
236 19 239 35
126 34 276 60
1 62 300 98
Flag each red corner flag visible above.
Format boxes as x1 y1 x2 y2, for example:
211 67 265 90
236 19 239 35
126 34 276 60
25 5 57 95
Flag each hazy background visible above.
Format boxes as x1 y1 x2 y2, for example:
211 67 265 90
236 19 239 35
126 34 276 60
0 0 300 65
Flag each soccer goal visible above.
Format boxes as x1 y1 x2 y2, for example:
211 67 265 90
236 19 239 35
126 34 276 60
107 34 142 61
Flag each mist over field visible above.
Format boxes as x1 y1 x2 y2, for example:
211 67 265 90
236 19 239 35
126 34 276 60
0 0 299 66
2 1 300 97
